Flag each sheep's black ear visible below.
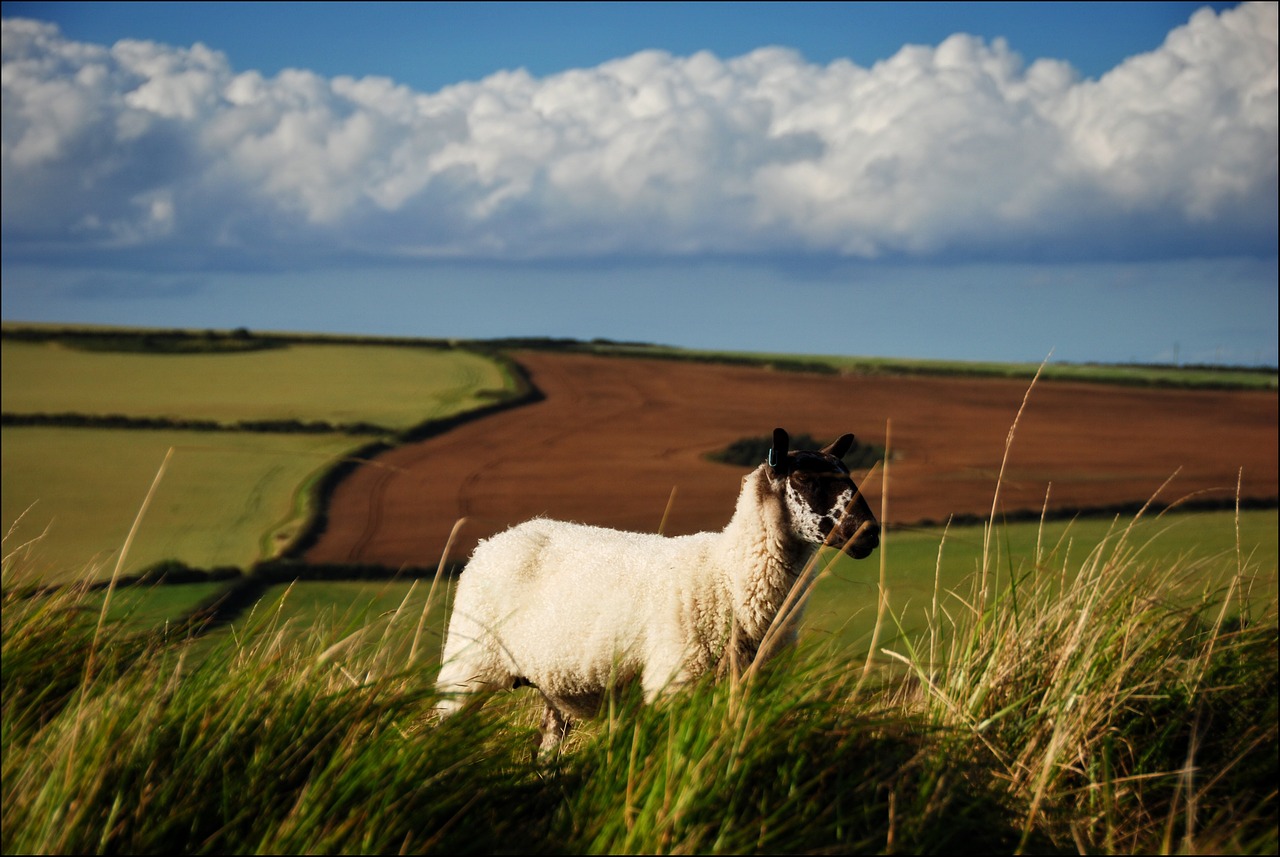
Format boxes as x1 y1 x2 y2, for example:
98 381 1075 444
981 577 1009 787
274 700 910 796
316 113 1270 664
768 427 790 476
822 433 855 460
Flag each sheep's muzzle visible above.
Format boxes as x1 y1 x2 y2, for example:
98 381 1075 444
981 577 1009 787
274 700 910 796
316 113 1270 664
825 486 880 560
838 518 881 559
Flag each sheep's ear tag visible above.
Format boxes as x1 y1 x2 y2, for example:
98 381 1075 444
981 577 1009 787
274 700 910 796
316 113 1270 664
769 427 790 475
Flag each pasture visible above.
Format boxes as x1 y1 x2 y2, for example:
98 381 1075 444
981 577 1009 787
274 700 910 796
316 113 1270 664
67 509 1278 668
2 336 518 582
2 427 361 582
1 339 511 429
563 340 1280 390
804 506 1279 654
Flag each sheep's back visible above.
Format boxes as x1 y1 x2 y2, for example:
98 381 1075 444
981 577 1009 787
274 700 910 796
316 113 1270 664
455 518 722 693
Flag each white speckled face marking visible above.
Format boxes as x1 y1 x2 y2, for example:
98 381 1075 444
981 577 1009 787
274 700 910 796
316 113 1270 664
770 433 880 559
785 481 854 544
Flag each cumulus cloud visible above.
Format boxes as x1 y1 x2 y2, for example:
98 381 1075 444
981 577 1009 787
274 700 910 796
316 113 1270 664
1 3 1275 267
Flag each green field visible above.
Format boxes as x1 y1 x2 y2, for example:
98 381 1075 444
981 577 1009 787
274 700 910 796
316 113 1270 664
258 509 1280 666
1 340 511 428
86 580 232 629
2 427 362 583
75 510 1278 682
565 340 1280 389
804 508 1279 655
248 579 455 665
2 338 519 583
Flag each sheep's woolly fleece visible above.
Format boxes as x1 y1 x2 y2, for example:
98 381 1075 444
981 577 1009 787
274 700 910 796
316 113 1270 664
436 447 876 748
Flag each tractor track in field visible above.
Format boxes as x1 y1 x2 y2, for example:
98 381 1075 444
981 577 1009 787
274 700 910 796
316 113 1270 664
345 459 391 563
303 350 1278 571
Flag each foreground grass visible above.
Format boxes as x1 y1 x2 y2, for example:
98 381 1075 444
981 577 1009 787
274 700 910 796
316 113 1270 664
878 527 1278 853
4 509 1275 855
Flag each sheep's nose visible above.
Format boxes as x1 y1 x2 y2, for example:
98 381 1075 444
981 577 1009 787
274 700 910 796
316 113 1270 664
863 521 881 547
842 519 880 559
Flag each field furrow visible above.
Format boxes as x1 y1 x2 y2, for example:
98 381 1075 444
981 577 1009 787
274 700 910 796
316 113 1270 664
305 351 1278 569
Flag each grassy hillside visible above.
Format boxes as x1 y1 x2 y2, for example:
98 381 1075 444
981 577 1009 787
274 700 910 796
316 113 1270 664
4 508 1274 854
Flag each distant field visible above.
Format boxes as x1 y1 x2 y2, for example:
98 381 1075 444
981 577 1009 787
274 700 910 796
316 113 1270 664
568 341 1279 390
2 427 361 583
3 329 1274 604
1 340 512 429
825 355 1278 389
309 349 1278 570
1 339 519 583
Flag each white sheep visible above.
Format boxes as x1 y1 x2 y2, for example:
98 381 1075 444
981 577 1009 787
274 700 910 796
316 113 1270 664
435 428 880 753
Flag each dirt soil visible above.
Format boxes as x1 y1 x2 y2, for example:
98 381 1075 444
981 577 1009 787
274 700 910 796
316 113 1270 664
304 351 1278 569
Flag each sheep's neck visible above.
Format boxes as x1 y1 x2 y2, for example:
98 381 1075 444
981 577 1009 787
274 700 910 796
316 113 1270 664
719 469 812 641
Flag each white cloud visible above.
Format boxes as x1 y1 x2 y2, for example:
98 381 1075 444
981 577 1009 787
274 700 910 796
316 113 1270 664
2 3 1275 266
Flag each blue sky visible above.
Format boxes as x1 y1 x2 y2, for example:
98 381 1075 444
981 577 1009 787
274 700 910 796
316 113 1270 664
2 2 1276 365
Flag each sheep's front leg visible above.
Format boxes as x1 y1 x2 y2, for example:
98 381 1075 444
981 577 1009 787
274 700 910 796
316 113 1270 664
537 704 572 759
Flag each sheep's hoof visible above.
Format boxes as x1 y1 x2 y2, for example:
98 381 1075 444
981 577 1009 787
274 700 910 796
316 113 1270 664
535 705 573 761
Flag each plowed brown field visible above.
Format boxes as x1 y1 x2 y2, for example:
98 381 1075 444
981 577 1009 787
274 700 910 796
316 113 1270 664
304 352 1278 569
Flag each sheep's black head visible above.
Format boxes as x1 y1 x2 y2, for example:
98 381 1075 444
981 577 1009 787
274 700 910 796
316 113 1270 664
768 427 880 560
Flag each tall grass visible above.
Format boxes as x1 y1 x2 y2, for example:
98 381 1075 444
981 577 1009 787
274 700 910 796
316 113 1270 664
885 511 1277 853
2 573 557 854
6 504 1274 854
4 434 1276 853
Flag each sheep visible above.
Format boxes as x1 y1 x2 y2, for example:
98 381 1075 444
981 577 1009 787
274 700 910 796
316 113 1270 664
435 428 880 754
